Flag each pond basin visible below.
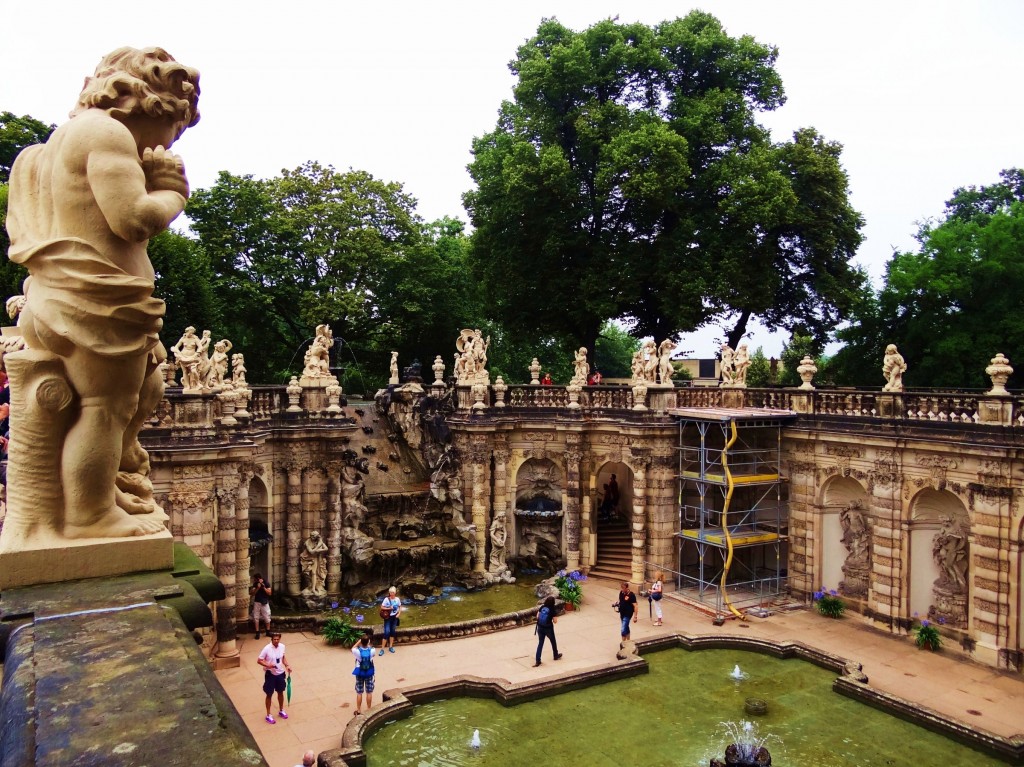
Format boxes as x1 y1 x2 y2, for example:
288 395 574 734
357 647 1015 766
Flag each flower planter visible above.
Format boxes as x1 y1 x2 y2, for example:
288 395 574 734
564 602 575 612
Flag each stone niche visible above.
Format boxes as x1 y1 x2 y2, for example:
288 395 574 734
514 458 564 571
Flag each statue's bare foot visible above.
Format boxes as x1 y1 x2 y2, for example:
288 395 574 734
65 507 167 539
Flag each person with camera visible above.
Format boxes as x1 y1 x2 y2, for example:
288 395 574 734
615 581 638 640
252 572 273 639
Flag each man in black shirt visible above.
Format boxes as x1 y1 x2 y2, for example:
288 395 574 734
252 573 273 639
616 581 638 639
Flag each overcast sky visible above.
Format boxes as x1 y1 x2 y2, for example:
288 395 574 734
2 1 1021 356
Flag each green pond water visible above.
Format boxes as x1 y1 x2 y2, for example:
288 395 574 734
316 574 547 628
364 648 1008 766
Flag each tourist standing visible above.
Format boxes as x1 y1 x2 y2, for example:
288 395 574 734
252 573 273 638
257 632 291 724
352 632 376 714
616 582 638 639
534 595 562 667
379 586 402 655
650 571 664 626
540 372 553 385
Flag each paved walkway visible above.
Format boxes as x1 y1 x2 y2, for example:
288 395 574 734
213 579 1024 767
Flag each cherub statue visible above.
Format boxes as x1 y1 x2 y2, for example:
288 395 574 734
882 344 907 392
571 347 589 385
302 324 334 379
206 338 232 388
630 349 645 383
657 339 676 385
2 47 199 541
231 353 247 386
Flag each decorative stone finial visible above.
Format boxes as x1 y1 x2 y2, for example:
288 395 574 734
985 353 1013 396
529 357 541 385
797 355 817 390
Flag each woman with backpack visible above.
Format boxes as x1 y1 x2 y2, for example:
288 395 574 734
351 632 376 714
534 595 562 667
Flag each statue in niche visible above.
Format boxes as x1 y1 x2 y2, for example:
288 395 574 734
231 353 247 386
657 339 676 385
302 324 334 380
300 530 328 595
882 344 907 392
172 326 206 391
488 511 508 572
205 338 232 388
720 343 736 386
840 503 871 569
1 47 199 542
571 347 589 385
933 515 968 590
339 450 374 565
734 343 750 387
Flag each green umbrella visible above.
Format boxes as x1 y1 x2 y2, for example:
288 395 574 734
286 674 292 705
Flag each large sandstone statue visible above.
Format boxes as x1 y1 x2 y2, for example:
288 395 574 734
0 48 199 577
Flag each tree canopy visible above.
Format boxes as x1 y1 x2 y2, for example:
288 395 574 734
187 162 478 383
833 169 1024 388
465 13 864 355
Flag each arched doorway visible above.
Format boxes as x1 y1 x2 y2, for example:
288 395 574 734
247 475 272 583
512 458 564 572
590 461 632 581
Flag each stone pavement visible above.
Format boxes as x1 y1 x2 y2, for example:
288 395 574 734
213 578 1024 767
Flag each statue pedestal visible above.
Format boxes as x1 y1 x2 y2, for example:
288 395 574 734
0 528 173 589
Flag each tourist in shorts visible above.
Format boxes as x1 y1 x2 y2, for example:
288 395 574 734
257 632 292 724
252 573 272 638
352 632 376 714
379 585 402 655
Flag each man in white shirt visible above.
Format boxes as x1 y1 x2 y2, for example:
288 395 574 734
257 632 292 724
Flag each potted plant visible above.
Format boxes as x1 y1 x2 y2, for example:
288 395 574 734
555 569 586 610
321 608 367 647
913 618 942 651
813 587 845 619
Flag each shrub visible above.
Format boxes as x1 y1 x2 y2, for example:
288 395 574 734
555 569 586 608
813 587 845 619
321 613 366 647
913 618 942 651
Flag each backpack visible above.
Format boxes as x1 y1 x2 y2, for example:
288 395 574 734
357 646 374 676
537 606 552 628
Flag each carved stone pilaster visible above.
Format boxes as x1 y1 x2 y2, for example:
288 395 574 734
564 434 583 572
286 464 303 596
628 447 650 585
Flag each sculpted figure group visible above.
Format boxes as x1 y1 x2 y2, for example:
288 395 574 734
2 47 199 542
719 342 750 388
454 328 490 385
302 324 336 381
630 339 677 387
171 326 235 392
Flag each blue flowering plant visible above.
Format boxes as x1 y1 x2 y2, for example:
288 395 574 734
555 569 587 609
813 587 845 619
321 610 367 647
913 616 943 651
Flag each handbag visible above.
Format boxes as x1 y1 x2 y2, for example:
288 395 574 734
652 592 663 601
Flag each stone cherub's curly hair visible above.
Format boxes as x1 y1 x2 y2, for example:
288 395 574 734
71 46 200 128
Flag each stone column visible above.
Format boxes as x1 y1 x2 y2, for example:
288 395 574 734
215 484 240 662
325 463 343 596
868 461 905 631
580 467 594 571
470 435 490 573
629 448 650 586
286 463 303 596
782 456 818 597
646 449 677 580
493 438 511 553
564 434 583 572
967 487 1013 666
234 470 253 627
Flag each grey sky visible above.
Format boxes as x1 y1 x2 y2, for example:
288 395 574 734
2 1 1021 356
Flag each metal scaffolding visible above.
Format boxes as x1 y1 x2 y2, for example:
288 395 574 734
670 407 794 618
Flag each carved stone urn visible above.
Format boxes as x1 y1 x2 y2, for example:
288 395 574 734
471 382 488 411
529 357 541 385
566 382 582 410
632 382 648 411
286 375 303 412
796 355 817 390
493 376 508 408
432 355 445 386
985 353 1013 396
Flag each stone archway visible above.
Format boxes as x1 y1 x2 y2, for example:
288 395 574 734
909 488 969 628
818 476 870 599
247 475 272 584
589 460 634 581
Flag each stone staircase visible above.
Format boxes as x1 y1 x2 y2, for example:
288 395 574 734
589 519 632 582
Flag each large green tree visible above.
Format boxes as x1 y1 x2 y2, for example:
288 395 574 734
0 112 56 301
465 13 864 354
833 169 1024 388
188 163 475 383
149 229 221 353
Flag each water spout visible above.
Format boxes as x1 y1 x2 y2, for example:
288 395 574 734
470 729 481 749
729 664 748 680
713 720 776 767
